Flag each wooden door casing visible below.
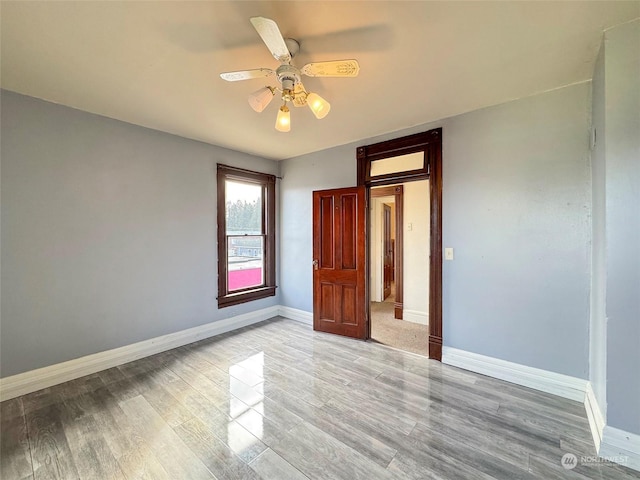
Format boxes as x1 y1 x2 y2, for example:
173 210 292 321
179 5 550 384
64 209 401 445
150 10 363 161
371 185 404 319
357 128 442 360
313 186 366 339
383 203 392 300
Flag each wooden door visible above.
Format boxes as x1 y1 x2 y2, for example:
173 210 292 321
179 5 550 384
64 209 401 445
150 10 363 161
382 204 392 300
313 186 367 339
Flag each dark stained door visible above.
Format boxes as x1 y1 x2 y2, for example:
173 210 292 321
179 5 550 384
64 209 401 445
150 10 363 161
383 203 392 300
312 186 367 339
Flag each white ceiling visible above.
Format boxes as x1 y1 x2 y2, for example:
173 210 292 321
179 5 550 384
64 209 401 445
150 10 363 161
2 1 638 161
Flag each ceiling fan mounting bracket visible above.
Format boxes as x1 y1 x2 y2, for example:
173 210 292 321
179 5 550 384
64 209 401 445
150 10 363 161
284 38 300 59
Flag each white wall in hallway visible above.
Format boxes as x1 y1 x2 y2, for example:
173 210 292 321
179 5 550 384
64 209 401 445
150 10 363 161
403 180 430 324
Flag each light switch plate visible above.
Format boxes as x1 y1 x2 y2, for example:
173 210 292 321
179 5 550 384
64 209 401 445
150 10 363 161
445 247 454 260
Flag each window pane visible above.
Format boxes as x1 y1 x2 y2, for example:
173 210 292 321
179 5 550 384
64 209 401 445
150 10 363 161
370 151 424 177
225 180 262 235
228 235 264 291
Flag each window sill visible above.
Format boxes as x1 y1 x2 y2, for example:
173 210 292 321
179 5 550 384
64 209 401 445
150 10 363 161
217 286 276 308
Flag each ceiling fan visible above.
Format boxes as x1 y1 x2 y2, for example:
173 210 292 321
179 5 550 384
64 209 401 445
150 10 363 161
220 17 360 132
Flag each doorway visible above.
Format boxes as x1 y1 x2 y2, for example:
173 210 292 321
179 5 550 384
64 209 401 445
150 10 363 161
369 181 430 356
358 128 443 360
370 186 403 317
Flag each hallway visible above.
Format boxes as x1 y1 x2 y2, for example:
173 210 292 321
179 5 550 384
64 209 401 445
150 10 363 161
370 284 428 357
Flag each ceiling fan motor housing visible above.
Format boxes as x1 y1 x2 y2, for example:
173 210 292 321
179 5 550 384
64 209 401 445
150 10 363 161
276 64 301 100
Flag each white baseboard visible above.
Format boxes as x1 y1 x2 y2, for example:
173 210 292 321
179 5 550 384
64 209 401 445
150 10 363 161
599 426 640 472
277 305 427 327
583 383 639 472
585 382 606 450
440 350 638 471
278 306 313 325
442 347 588 402
0 306 280 402
403 309 428 325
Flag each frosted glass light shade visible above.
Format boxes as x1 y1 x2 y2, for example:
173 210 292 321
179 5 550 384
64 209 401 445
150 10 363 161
248 87 275 113
275 105 290 132
306 92 331 119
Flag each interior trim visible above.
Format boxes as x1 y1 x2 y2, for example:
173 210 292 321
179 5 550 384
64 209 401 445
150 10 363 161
371 185 404 319
585 382 605 450
279 306 313 325
0 310 586 403
442 346 588 402
600 426 640 472
403 309 428 325
442 347 639 472
0 306 280 402
216 163 277 308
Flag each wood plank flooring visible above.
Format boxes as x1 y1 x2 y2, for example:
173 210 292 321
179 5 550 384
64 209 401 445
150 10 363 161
1 317 638 480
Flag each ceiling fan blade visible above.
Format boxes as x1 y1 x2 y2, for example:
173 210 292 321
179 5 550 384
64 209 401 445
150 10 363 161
220 68 274 82
250 17 291 63
301 60 360 78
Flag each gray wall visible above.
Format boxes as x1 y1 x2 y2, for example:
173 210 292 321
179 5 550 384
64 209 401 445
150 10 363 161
443 83 591 379
280 82 592 378
603 21 640 435
1 90 280 377
590 42 608 415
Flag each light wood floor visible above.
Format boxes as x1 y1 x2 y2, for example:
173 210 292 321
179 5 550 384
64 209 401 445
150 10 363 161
1 317 638 479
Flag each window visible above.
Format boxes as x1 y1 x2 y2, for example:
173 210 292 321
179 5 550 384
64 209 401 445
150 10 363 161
217 164 276 307
357 130 435 187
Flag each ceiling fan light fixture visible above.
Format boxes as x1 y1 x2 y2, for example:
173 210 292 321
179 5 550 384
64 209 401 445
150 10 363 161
222 17 359 131
306 92 331 119
275 104 291 132
248 86 275 113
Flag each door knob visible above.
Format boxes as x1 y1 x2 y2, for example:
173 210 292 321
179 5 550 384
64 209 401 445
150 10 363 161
313 259 319 270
